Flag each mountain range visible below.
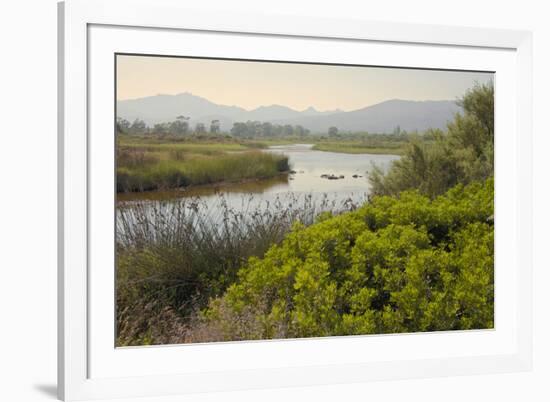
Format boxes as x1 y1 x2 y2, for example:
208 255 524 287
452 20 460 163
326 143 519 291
117 92 461 134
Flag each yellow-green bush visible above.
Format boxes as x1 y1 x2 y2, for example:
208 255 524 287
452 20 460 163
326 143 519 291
192 178 494 342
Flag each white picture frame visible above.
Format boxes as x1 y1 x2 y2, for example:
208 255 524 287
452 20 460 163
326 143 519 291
58 0 533 400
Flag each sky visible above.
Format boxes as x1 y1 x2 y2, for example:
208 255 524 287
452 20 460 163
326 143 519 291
116 54 493 112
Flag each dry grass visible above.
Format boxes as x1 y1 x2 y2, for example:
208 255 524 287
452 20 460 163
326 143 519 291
116 193 362 346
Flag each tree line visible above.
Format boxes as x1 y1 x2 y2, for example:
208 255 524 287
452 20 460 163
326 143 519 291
116 115 220 136
116 116 313 138
117 117 417 139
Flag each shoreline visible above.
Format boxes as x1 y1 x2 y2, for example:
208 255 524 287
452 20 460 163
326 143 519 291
311 144 405 156
117 172 290 202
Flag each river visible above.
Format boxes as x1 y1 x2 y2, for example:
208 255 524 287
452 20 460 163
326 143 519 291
117 144 399 227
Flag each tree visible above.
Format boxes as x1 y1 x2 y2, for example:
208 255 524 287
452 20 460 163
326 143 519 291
283 124 294 136
369 82 494 198
458 81 494 138
231 122 248 138
129 119 148 135
251 121 262 137
194 122 206 134
210 119 220 134
168 116 189 136
152 123 169 135
173 115 190 135
229 120 308 139
116 117 130 134
294 125 307 137
261 122 273 137
328 126 339 137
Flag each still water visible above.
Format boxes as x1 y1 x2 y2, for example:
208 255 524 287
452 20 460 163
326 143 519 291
117 144 399 217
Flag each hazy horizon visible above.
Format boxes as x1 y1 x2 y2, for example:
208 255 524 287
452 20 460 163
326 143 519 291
116 55 493 112
118 90 457 113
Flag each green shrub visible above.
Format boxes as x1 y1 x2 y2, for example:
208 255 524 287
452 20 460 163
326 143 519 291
191 178 494 342
370 82 494 198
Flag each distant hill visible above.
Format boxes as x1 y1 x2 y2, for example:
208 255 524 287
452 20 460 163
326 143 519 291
117 92 460 133
272 99 461 133
117 92 247 127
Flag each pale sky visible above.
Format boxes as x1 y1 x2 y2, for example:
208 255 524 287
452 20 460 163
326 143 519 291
116 54 493 112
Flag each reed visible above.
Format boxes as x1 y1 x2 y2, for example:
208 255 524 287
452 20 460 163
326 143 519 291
116 193 361 345
116 150 289 192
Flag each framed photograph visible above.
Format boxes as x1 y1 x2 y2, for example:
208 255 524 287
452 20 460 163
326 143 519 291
58 0 533 400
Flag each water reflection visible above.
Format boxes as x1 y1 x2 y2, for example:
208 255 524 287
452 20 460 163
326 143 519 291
117 144 399 224
117 174 290 203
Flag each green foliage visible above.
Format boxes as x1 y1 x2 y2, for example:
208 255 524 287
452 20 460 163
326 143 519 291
311 131 423 155
231 121 310 138
117 83 495 346
191 179 494 342
312 142 406 155
369 82 494 197
116 193 356 345
116 148 289 192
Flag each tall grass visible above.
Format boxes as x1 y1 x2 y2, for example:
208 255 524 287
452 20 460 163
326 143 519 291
117 149 289 192
116 193 362 346
122 142 249 154
312 141 407 155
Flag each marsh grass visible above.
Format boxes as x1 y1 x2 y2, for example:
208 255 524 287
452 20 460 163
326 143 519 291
117 148 289 192
116 193 362 345
312 142 407 155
